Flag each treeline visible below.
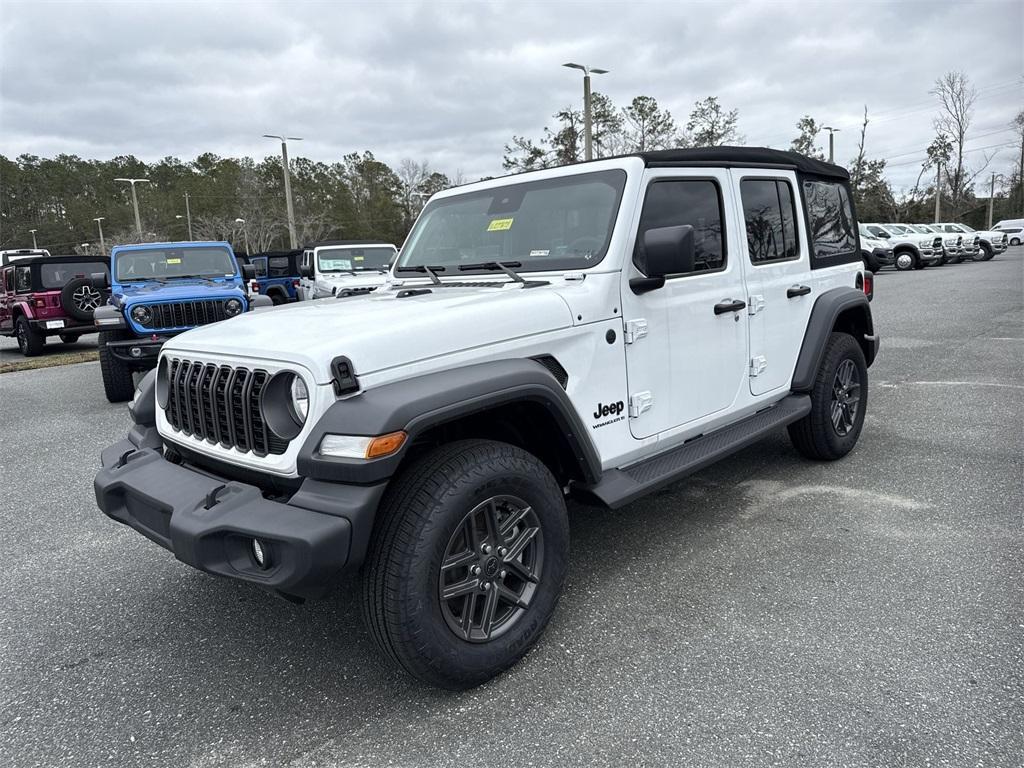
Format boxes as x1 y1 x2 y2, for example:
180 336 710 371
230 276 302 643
0 152 456 255
503 72 1024 226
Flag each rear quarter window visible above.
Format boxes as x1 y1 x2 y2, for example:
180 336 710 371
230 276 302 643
802 180 857 266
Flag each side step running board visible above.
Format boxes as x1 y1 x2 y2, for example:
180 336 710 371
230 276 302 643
578 394 811 509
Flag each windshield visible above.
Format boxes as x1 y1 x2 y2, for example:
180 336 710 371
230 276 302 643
868 225 891 238
398 169 627 274
115 246 237 281
318 247 395 272
957 224 974 232
40 261 109 289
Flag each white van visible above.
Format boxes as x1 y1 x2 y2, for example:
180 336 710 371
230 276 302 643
298 240 398 299
992 220 1024 246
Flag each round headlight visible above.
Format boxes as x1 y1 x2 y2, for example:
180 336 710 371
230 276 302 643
290 376 308 423
224 298 243 317
130 304 152 326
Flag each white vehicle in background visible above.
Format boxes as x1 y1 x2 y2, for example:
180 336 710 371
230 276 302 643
910 223 967 264
935 222 1006 261
298 240 398 300
862 223 942 271
992 220 1024 246
857 224 894 272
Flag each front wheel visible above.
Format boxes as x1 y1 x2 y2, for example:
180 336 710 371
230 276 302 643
98 330 136 402
361 439 569 690
978 243 994 261
788 332 868 461
894 251 915 271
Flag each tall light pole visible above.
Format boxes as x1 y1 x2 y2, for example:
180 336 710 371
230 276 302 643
563 63 609 161
183 192 194 240
93 217 106 254
28 229 38 249
934 161 942 223
234 218 251 255
987 173 1004 230
263 134 302 249
114 178 150 235
821 126 840 163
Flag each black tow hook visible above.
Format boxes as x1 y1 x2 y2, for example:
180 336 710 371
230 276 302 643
204 484 227 510
115 449 134 468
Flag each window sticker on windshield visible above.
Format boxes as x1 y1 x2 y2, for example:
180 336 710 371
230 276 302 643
353 255 364 261
487 218 514 232
529 249 550 257
166 258 182 264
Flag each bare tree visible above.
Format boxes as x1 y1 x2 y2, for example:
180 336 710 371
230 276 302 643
931 71 977 215
849 107 869 189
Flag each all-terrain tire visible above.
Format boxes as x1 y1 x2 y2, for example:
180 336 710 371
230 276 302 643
361 439 569 690
788 332 868 461
98 330 136 402
15 316 45 356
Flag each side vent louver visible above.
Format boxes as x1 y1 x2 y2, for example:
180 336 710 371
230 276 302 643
531 355 569 389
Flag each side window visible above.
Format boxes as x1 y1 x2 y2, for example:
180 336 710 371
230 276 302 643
740 179 799 263
802 180 857 261
14 266 31 292
634 179 725 275
1 268 9 292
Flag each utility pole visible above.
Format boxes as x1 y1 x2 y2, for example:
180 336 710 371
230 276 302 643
563 63 609 161
114 178 150 235
263 134 302 248
93 217 106 254
28 229 38 249
822 126 840 163
933 162 942 223
183 192 194 240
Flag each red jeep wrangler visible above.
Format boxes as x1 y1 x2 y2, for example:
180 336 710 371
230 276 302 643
0 253 110 356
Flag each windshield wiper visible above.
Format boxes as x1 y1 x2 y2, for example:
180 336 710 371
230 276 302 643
395 264 446 285
458 261 525 284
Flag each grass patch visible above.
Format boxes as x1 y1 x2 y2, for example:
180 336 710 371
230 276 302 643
0 349 99 374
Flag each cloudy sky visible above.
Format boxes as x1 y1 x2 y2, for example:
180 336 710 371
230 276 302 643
2 0 1021 191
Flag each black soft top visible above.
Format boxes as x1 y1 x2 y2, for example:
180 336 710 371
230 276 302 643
253 249 303 259
637 146 849 180
4 254 108 268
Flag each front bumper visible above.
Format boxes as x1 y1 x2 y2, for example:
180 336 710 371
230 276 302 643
869 247 894 266
95 427 387 599
106 336 170 365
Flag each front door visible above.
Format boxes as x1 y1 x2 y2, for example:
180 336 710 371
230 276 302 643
299 250 315 300
620 169 750 439
732 170 814 395
0 267 12 331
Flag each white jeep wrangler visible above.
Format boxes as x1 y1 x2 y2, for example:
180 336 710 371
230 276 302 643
298 240 397 299
95 148 879 689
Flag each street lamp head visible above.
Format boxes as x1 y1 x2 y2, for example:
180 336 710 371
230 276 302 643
263 134 304 142
590 68 609 75
822 126 840 133
29 228 37 233
94 216 104 222
235 218 245 224
563 62 585 72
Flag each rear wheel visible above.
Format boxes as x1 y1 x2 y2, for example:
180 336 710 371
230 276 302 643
58 333 81 344
362 439 569 690
894 251 915 271
15 316 45 356
788 332 867 461
1010 237 1021 246
98 330 136 402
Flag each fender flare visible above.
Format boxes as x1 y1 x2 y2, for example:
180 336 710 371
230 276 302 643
297 358 601 486
12 301 34 321
791 287 876 392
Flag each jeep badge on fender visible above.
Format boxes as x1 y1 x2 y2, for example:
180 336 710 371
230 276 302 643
94 147 878 691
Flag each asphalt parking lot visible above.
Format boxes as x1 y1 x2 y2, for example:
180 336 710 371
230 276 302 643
1 251 1021 768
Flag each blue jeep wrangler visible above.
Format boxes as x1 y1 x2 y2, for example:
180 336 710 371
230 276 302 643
92 241 263 402
245 249 302 305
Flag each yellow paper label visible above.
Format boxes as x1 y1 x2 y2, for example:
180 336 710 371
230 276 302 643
166 258 182 264
354 255 364 261
487 218 514 232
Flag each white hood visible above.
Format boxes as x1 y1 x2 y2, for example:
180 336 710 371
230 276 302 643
164 283 576 382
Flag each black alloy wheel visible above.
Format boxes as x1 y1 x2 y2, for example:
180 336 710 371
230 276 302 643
438 495 543 643
830 358 861 437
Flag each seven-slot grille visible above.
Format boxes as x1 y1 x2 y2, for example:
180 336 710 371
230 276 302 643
134 300 229 331
164 358 288 456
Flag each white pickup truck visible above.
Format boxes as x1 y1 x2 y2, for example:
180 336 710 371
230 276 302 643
935 222 1007 261
862 223 943 271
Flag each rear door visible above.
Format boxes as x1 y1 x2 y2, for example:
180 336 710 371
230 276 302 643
0 267 11 330
732 170 813 396
619 168 750 438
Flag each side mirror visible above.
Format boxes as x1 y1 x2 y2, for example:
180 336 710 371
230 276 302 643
241 263 257 280
299 264 313 278
90 271 110 290
631 225 695 294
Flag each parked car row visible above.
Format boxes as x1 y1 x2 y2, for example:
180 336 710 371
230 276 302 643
1 239 398 404
859 220 1009 272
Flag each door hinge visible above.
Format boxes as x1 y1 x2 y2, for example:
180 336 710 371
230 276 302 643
748 295 765 315
749 356 768 377
623 318 648 344
628 391 654 418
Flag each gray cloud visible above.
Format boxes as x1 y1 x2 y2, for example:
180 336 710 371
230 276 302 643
2 0 1021 190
